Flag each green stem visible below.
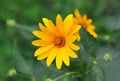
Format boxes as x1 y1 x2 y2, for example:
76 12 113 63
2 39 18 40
79 53 87 81
17 73 36 81
11 23 35 32
79 53 83 70
53 72 81 81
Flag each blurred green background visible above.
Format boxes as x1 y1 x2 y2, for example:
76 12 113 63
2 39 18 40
0 0 120 81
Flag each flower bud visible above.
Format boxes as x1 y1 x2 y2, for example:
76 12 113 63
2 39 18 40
93 60 97 65
45 78 53 81
103 35 110 41
7 68 17 76
103 53 112 61
6 19 16 27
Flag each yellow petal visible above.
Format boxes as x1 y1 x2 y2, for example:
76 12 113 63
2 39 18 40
48 20 57 34
63 14 73 35
39 22 56 37
46 47 57 67
87 25 95 30
32 40 51 46
56 54 62 70
83 15 87 21
32 31 54 40
37 52 49 60
34 44 54 57
73 17 80 25
39 23 46 31
67 25 81 36
56 14 63 27
71 25 81 34
56 14 64 36
42 18 58 36
60 48 70 66
68 43 80 51
87 19 92 24
74 32 81 41
74 9 82 18
49 20 56 29
87 29 98 38
66 35 76 42
65 45 78 58
32 31 42 38
42 18 50 29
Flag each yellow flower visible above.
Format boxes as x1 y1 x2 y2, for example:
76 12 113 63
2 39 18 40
32 14 81 69
74 9 98 38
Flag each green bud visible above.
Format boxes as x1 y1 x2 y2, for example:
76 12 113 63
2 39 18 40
93 60 97 65
31 76 36 81
45 78 53 81
103 53 112 61
7 68 17 76
6 19 16 27
103 35 110 41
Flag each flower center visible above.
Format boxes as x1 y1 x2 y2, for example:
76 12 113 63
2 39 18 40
54 36 66 48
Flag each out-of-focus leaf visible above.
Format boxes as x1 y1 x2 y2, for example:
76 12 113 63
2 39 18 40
94 0 108 17
34 60 63 81
86 64 105 81
13 40 33 75
80 28 99 57
105 15 120 31
112 32 120 49
61 76 73 81
97 46 120 81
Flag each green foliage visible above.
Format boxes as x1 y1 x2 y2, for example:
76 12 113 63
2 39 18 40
0 0 120 81
87 64 105 81
13 41 33 75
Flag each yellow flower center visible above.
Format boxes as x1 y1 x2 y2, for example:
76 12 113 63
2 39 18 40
54 36 66 48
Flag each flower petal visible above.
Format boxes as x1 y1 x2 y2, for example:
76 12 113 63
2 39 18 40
74 32 81 41
39 23 46 31
56 14 63 27
68 43 80 51
66 35 76 43
67 25 81 36
87 19 92 24
60 48 70 66
65 45 78 58
32 40 51 46
46 47 57 67
87 29 98 38
83 15 87 21
32 31 42 38
34 44 54 57
32 31 54 40
56 54 62 70
74 9 82 19
42 18 50 28
63 14 73 35
56 16 64 36
37 52 49 60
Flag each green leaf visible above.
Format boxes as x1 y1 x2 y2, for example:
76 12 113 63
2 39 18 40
13 40 33 75
80 28 99 57
87 64 105 81
97 46 120 81
105 15 120 31
94 0 108 17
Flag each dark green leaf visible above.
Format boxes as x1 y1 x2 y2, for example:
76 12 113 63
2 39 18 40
86 64 105 81
13 40 33 75
97 46 120 81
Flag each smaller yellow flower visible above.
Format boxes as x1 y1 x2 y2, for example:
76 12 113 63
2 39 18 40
74 9 98 38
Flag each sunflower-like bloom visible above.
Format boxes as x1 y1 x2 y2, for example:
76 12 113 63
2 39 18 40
32 14 81 69
74 9 98 38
